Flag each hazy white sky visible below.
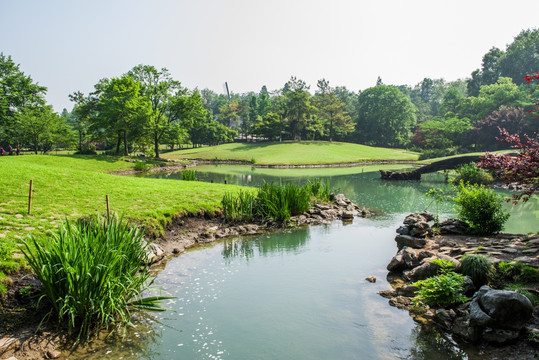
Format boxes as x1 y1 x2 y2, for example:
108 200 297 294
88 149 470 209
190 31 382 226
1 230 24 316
1 0 538 112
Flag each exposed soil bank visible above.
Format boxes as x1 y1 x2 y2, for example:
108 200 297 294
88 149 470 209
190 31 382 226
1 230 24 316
0 195 370 360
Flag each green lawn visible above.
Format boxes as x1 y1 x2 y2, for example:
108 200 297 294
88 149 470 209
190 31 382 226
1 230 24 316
0 155 244 248
163 141 419 165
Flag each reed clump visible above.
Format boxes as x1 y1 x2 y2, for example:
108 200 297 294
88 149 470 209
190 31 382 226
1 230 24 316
22 215 171 342
181 169 197 181
221 179 330 224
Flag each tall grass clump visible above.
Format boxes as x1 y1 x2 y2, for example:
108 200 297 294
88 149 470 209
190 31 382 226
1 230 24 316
221 190 256 222
22 215 170 341
181 169 197 181
460 254 493 287
305 178 331 201
134 160 151 172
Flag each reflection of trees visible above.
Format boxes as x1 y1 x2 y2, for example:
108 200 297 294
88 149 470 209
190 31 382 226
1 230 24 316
406 325 469 360
222 228 310 260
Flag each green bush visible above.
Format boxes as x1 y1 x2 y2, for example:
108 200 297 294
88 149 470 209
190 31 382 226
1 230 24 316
418 147 458 160
460 254 493 287
22 216 171 341
453 181 509 235
504 283 539 306
520 266 539 283
496 261 523 282
453 162 493 185
134 160 151 172
181 169 197 181
412 272 469 307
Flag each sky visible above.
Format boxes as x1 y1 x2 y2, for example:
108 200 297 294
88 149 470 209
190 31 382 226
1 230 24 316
1 0 538 112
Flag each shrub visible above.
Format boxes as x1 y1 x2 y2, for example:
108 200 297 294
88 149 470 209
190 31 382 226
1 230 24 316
460 254 493 286
504 283 539 306
22 216 171 341
452 181 509 235
418 147 458 160
453 162 493 185
134 160 151 172
520 266 539 283
496 261 523 282
412 272 469 307
181 169 197 181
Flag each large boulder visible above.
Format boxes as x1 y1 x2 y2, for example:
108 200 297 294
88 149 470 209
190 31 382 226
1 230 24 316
404 255 460 281
387 247 419 272
470 286 533 331
395 235 427 249
439 219 469 235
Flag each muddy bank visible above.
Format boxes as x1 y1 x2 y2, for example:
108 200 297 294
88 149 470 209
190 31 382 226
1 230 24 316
379 213 539 359
0 194 371 360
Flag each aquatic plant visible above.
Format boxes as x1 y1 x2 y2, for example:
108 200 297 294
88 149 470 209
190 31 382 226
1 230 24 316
181 169 197 181
22 215 171 341
460 254 493 287
222 190 257 222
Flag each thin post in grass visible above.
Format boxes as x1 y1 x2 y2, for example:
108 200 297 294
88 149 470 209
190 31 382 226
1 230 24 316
28 179 33 215
106 195 110 219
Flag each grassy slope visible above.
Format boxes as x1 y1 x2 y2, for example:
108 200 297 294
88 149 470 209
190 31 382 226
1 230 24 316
0 155 244 246
163 141 419 165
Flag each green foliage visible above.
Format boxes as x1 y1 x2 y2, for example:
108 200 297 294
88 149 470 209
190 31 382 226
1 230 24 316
453 163 493 185
418 148 458 160
460 254 493 286
134 160 151 172
412 271 469 307
496 261 523 282
504 283 539 306
21 216 171 341
452 181 509 235
221 190 256 222
305 178 331 202
520 266 539 283
181 169 197 181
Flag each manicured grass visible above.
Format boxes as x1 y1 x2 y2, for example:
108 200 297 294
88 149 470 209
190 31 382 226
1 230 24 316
163 141 419 165
0 155 244 250
417 150 513 164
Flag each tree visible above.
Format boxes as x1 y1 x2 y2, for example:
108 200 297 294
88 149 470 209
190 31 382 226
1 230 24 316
283 76 311 140
354 86 416 147
313 79 354 141
127 65 182 158
167 89 207 147
17 106 71 154
478 127 538 203
97 75 151 156
0 53 47 150
473 106 527 150
500 29 539 85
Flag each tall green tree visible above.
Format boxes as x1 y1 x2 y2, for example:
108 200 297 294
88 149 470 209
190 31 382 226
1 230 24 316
97 75 151 156
127 65 181 158
500 28 539 85
313 79 354 141
283 76 311 140
354 86 416 147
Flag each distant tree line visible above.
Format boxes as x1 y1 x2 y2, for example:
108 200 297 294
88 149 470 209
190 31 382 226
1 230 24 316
1 28 537 158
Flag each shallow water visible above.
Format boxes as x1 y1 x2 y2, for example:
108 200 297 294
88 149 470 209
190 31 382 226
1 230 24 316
74 165 538 359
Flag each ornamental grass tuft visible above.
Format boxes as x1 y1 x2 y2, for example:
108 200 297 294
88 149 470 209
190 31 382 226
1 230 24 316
22 215 172 342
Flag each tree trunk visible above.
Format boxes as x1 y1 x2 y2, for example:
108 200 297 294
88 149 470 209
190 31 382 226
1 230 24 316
79 130 83 152
123 130 128 156
116 132 121 154
154 134 160 158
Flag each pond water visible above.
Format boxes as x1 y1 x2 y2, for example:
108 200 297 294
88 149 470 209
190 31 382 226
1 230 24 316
76 165 538 359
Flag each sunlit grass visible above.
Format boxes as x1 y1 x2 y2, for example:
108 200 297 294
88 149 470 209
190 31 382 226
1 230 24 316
163 141 419 165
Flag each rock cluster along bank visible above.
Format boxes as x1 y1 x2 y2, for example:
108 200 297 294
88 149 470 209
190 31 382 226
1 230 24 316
145 193 373 264
379 212 539 345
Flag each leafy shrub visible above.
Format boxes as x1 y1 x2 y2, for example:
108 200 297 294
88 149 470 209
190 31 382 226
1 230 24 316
452 181 509 235
460 254 493 286
412 272 469 306
75 143 97 155
418 147 458 160
453 162 493 185
520 266 539 283
134 160 151 172
496 261 523 282
181 169 197 181
22 216 171 341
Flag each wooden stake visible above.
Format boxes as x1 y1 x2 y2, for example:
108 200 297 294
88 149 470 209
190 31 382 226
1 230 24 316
106 195 110 219
28 180 33 215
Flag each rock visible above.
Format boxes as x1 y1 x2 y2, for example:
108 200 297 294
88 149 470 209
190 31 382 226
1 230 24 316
404 255 460 281
47 349 62 359
395 234 427 250
403 213 427 226
420 211 435 222
387 254 404 272
461 276 476 297
452 315 480 342
409 221 430 237
434 308 455 330
396 285 418 297
0 337 19 353
478 286 533 330
388 296 412 310
439 219 469 235
470 296 493 327
396 225 410 235
365 276 376 283
341 211 355 220
481 328 521 344
401 247 419 268
378 289 396 298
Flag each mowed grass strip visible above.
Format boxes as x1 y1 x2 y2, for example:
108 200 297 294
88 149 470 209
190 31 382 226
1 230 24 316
163 141 419 165
0 155 244 245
